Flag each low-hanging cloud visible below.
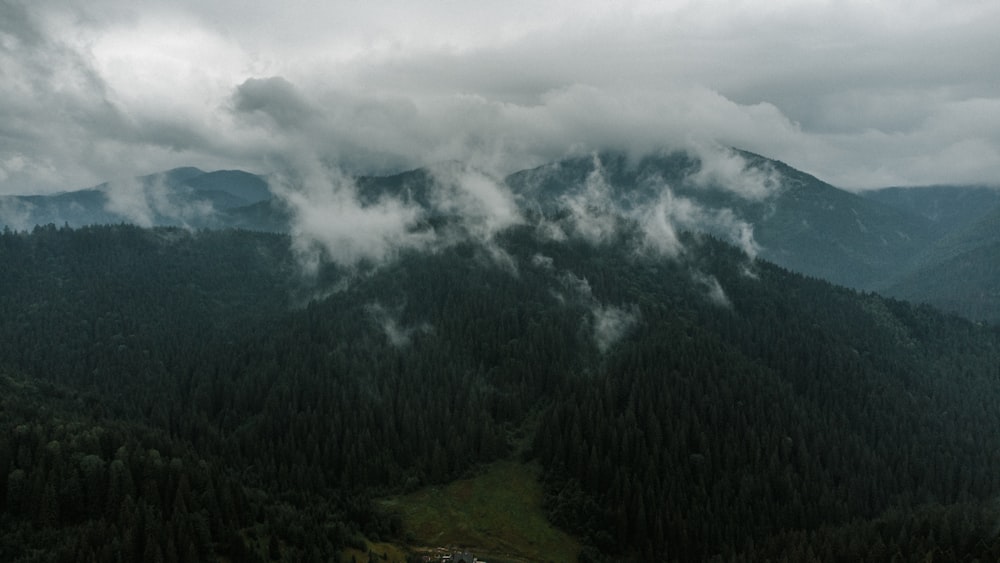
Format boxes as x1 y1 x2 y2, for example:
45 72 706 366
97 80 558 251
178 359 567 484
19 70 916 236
592 304 640 354
427 163 522 240
534 152 763 260
691 270 732 308
268 158 434 274
0 197 34 232
365 303 431 347
636 184 760 260
553 268 639 353
557 155 621 245
102 175 215 229
270 154 527 275
686 144 784 201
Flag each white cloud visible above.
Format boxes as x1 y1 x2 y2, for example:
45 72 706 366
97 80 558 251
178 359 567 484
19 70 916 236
2 0 1000 195
427 162 523 242
592 304 640 354
102 174 215 229
558 155 620 245
366 303 430 347
687 144 784 201
269 158 434 273
691 270 732 308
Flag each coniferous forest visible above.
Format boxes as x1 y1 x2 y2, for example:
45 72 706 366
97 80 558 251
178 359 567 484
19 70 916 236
3 221 1000 562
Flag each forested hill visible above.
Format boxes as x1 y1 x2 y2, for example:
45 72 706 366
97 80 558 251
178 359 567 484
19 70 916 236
3 223 1000 561
5 150 1000 323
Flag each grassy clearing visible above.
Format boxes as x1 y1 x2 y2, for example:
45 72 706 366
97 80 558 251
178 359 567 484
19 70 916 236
340 539 410 563
379 461 580 563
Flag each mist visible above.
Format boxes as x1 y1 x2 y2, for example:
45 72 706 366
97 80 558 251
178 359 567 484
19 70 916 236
102 175 215 229
366 303 430 348
267 158 434 274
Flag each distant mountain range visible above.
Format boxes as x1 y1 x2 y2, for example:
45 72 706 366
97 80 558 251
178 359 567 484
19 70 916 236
864 187 1000 322
2 152 998 322
0 167 275 231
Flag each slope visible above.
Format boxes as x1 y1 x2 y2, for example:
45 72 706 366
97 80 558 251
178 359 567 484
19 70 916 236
3 221 1000 562
506 149 939 290
1 151 948 293
0 168 276 231
883 205 1000 322
862 184 1000 233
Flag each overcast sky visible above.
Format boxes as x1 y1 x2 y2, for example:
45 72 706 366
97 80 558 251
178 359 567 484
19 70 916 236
2 0 999 195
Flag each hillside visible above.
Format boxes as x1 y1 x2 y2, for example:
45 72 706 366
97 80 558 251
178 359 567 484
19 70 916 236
0 168 274 232
862 185 1000 233
4 150 993 304
507 150 940 290
2 220 1000 561
864 186 1000 322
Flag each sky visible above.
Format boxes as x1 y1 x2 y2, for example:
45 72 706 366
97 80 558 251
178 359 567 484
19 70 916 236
2 0 1000 195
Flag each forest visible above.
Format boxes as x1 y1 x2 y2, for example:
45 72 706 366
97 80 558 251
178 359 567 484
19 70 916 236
2 222 1000 562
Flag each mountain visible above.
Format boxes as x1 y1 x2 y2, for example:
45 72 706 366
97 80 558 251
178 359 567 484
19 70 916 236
0 167 276 232
861 185 1000 322
506 150 940 290
881 205 1000 322
862 184 1000 233
3 220 1000 561
4 151 998 322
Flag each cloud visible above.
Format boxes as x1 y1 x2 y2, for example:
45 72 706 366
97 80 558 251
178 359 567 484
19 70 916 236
426 162 523 247
530 253 554 270
3 1 1000 196
554 268 639 353
366 303 430 347
691 270 732 308
592 304 640 354
557 155 621 245
559 271 593 300
440 165 521 231
686 144 784 201
102 174 214 229
532 152 762 260
231 77 316 130
270 154 525 275
268 157 434 274
0 196 34 231
636 185 760 260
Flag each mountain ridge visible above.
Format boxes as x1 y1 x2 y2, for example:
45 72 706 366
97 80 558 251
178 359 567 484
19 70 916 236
2 149 998 321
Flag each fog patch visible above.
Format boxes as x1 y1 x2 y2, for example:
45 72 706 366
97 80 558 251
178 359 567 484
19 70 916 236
534 218 569 242
741 263 760 280
554 268 639 353
428 162 522 241
692 270 732 308
687 144 784 201
102 175 214 229
592 303 640 354
0 197 35 231
269 159 434 275
530 253 554 270
427 162 523 272
559 270 593 300
366 303 430 347
532 152 761 261
559 155 620 244
634 187 686 258
635 183 760 260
